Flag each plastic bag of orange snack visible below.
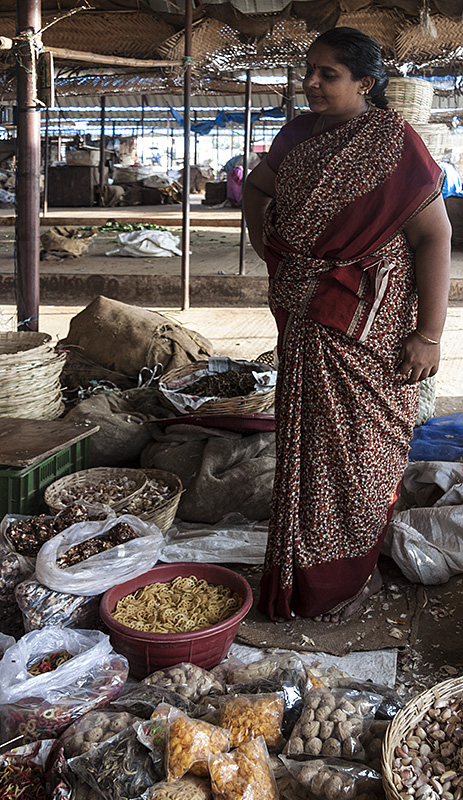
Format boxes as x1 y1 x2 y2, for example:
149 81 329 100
165 709 229 781
208 736 278 800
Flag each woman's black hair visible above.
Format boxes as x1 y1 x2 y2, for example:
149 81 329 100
312 27 389 109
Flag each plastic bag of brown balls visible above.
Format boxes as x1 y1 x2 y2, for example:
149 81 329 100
279 755 385 800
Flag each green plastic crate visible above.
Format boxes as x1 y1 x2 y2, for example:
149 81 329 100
0 438 91 517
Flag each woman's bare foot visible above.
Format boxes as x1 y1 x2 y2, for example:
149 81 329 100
313 568 383 623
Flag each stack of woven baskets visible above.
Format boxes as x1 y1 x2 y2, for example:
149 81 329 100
386 77 449 161
0 332 66 420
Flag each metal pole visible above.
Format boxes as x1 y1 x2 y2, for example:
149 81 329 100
181 0 192 310
194 110 198 165
287 67 296 122
239 69 252 276
141 94 146 163
99 95 105 206
43 106 49 216
16 0 41 331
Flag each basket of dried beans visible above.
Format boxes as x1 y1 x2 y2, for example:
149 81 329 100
156 358 276 416
381 676 463 800
44 467 147 515
119 469 183 534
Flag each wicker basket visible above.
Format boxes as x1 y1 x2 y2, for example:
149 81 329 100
386 77 434 124
410 123 449 160
157 359 276 416
44 467 148 515
119 468 183 534
0 332 66 420
382 676 463 800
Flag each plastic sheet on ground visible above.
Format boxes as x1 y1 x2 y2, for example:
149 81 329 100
106 229 182 257
159 513 268 565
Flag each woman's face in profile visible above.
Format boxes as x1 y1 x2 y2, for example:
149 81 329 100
303 42 367 121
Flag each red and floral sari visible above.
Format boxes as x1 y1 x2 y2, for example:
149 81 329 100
259 106 443 620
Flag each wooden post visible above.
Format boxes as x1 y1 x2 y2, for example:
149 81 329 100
141 94 146 163
239 70 252 276
16 0 41 331
194 110 198 165
99 95 105 207
181 0 193 310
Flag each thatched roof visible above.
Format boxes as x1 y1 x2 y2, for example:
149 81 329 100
0 0 461 102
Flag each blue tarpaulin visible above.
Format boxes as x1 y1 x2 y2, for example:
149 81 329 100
170 106 286 135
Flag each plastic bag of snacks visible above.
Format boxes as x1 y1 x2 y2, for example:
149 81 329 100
0 739 73 800
0 547 34 633
69 726 159 800
59 709 140 758
0 631 15 659
15 577 101 631
360 718 390 772
284 686 382 760
35 514 163 595
209 736 278 800
335 678 404 720
0 628 128 743
279 755 384 799
134 702 178 778
142 662 225 704
165 709 230 781
111 681 198 719
224 652 310 739
142 775 212 800
217 692 285 749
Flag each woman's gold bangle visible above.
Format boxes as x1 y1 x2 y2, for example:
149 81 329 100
414 329 440 345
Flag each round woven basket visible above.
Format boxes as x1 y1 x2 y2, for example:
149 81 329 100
119 469 183 534
44 467 148 515
410 123 449 160
0 332 53 362
157 360 276 416
386 77 434 124
381 676 463 800
0 333 66 420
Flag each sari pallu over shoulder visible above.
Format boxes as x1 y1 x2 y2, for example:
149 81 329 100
264 107 444 344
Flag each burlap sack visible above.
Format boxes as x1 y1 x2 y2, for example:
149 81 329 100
141 423 276 523
60 296 213 379
63 393 154 467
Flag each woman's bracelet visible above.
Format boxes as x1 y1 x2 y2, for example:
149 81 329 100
414 328 440 345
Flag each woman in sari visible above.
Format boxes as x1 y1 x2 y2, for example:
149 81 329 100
243 27 451 623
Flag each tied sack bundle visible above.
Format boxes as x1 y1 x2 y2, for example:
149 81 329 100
60 296 213 389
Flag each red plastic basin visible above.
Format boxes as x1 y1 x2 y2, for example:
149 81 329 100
100 562 253 680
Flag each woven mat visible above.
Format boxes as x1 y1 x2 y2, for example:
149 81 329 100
233 556 426 657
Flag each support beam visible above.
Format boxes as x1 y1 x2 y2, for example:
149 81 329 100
44 47 182 69
286 67 296 122
239 70 252 276
43 107 49 217
16 0 41 331
181 0 193 310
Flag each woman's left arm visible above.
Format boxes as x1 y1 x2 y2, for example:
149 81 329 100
399 194 452 383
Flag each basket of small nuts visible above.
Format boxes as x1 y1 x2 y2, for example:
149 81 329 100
119 469 183 535
381 677 463 800
44 467 147 515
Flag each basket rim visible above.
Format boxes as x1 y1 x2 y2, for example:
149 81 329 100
44 467 148 511
123 468 184 519
381 676 463 799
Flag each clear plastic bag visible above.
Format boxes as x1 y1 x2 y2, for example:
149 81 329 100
217 692 285 749
165 709 229 781
35 514 163 595
110 681 198 719
15 577 101 631
142 662 225 704
335 679 403 720
59 709 139 758
133 702 176 780
0 628 128 742
284 687 382 761
0 547 34 617
0 739 74 800
142 775 212 800
360 719 390 772
209 736 278 800
279 754 384 799
69 726 158 800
